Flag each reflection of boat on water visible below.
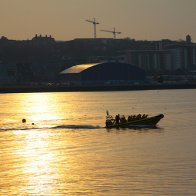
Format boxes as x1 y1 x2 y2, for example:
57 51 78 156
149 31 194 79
105 112 164 128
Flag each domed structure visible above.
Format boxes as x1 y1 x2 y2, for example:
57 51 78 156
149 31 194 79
60 62 146 85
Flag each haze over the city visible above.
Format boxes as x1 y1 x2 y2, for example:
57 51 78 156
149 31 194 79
0 0 196 41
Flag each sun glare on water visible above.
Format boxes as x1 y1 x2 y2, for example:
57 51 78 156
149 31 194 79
19 131 58 194
20 93 63 123
8 93 79 194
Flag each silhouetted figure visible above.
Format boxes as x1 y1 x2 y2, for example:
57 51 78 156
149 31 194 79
121 115 127 123
22 118 26 123
137 114 141 120
142 114 147 119
115 114 120 124
128 116 132 122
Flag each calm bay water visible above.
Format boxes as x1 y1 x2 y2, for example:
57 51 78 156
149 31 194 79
0 90 196 195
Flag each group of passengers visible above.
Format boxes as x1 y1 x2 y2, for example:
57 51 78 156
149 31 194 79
115 114 148 124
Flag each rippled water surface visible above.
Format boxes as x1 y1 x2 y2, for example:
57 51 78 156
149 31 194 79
0 90 196 195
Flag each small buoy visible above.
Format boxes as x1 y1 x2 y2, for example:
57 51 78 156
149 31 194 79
22 118 26 123
32 123 35 125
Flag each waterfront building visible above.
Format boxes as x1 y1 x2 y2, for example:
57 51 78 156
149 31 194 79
123 39 196 73
60 62 146 86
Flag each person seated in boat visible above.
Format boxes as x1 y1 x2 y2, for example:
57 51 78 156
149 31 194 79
128 115 132 122
120 115 127 123
142 114 148 119
143 114 148 118
115 114 120 124
137 114 142 119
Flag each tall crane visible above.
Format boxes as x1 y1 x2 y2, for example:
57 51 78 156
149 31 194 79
101 28 121 39
86 18 100 38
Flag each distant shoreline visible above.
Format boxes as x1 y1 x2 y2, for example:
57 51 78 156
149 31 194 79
0 83 196 93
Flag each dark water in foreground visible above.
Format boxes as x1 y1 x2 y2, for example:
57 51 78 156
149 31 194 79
0 90 196 195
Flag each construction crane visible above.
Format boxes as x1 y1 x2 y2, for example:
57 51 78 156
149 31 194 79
101 28 121 39
86 18 100 38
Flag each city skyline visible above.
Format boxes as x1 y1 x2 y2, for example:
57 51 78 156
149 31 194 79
0 0 196 41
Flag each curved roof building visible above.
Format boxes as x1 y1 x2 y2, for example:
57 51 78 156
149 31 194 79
60 62 146 84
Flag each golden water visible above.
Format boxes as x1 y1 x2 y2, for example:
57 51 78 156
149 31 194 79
0 90 196 195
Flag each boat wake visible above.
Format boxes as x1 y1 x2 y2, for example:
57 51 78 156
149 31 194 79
0 124 102 132
53 125 102 129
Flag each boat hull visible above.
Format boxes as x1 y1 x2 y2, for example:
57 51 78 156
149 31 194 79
106 114 164 128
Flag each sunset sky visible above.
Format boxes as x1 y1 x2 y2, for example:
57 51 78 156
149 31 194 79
0 0 196 41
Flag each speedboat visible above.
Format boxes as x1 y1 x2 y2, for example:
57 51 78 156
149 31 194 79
105 113 164 128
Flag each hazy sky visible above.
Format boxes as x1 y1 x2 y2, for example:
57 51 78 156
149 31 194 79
0 0 196 41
